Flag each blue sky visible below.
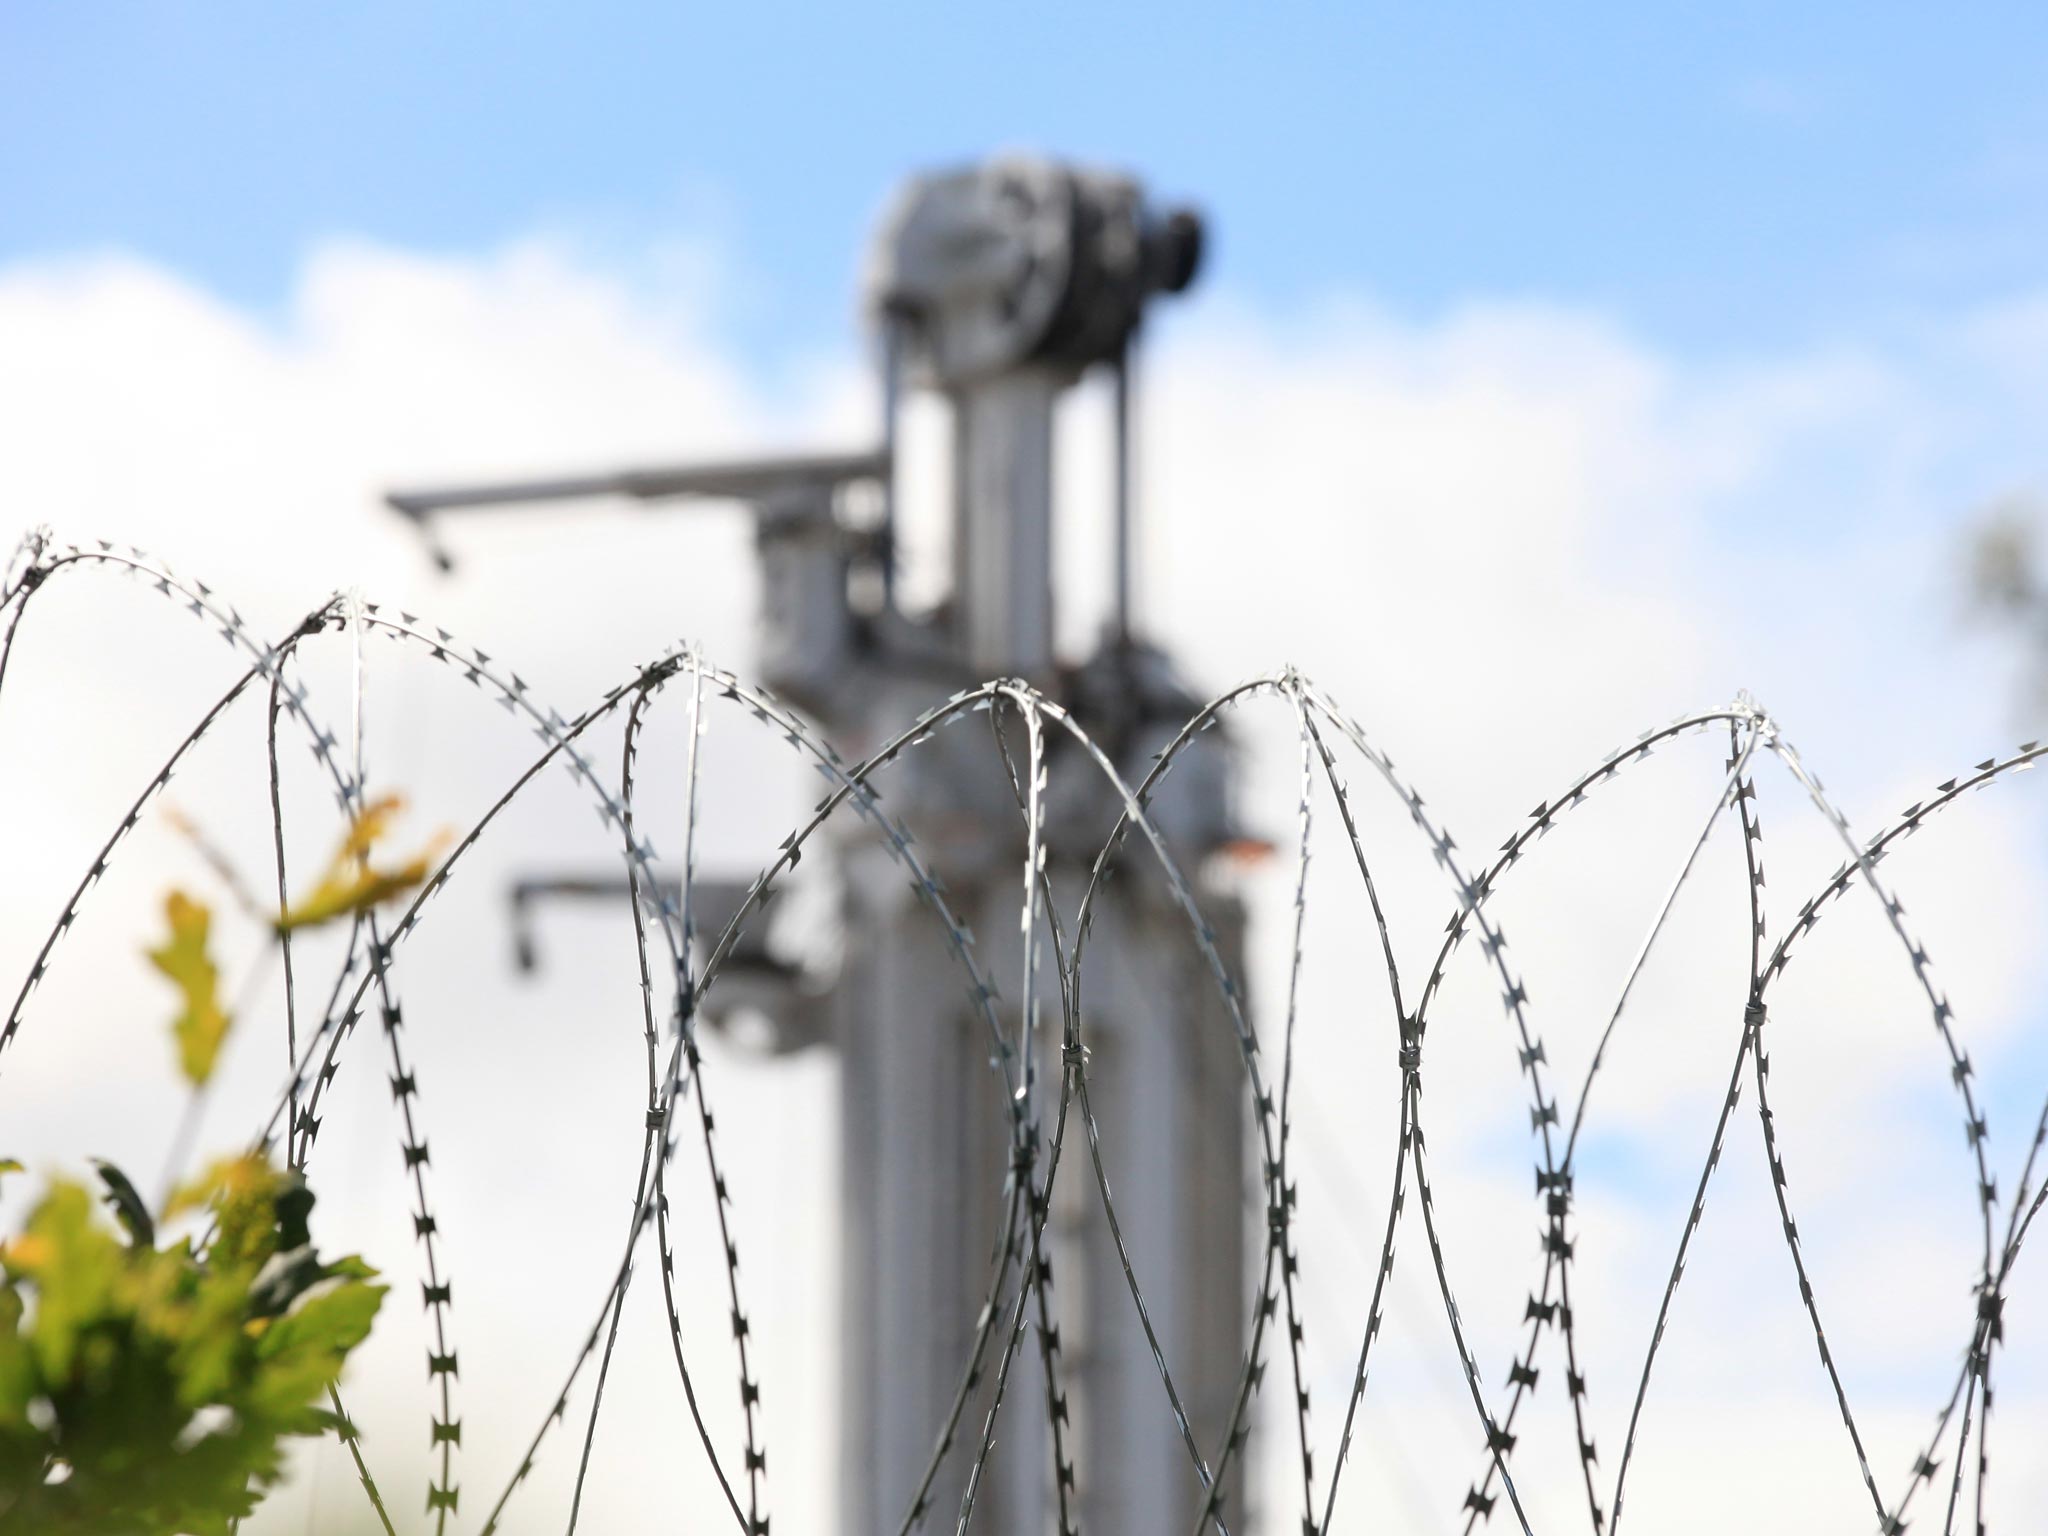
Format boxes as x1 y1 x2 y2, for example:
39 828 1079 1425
8 3 2048 371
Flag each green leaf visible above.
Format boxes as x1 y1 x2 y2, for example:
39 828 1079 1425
147 890 231 1087
0 1282 33 1424
249 1272 386 1417
1 1179 121 1382
244 1245 325 1319
0 1153 386 1528
89 1158 155 1248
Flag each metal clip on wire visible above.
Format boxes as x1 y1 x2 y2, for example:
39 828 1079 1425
1398 1014 1423 1073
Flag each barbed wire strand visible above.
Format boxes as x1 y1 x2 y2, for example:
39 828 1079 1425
13 533 2048 1534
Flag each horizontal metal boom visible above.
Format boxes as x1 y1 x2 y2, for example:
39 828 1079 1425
385 446 887 520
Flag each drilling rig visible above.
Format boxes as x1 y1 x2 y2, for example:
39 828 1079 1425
389 155 1252 1534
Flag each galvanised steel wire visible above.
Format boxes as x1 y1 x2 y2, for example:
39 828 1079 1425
3 532 2047 1535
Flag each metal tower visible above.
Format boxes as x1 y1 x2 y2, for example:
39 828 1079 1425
390 155 1251 1534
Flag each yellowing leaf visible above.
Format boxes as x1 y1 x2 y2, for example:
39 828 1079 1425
163 1153 276 1227
277 794 446 933
148 890 230 1088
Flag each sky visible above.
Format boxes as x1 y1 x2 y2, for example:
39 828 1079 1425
8 4 2048 371
5 8 2048 1535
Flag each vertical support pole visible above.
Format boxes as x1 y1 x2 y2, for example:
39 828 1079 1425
1113 335 1135 648
953 369 1063 678
838 855 1048 1536
877 312 904 611
1063 883 1249 1536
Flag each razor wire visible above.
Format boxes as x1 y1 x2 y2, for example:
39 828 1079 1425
1 533 2045 1535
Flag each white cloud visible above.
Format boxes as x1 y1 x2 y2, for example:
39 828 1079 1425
1 236 2045 1532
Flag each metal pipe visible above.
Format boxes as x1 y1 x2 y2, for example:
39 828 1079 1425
387 448 887 573
1112 335 1134 647
386 447 887 520
878 314 904 610
955 370 1059 677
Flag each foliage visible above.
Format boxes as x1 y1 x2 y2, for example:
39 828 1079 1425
0 798 420 1531
147 892 231 1090
277 794 445 934
0 1154 385 1533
